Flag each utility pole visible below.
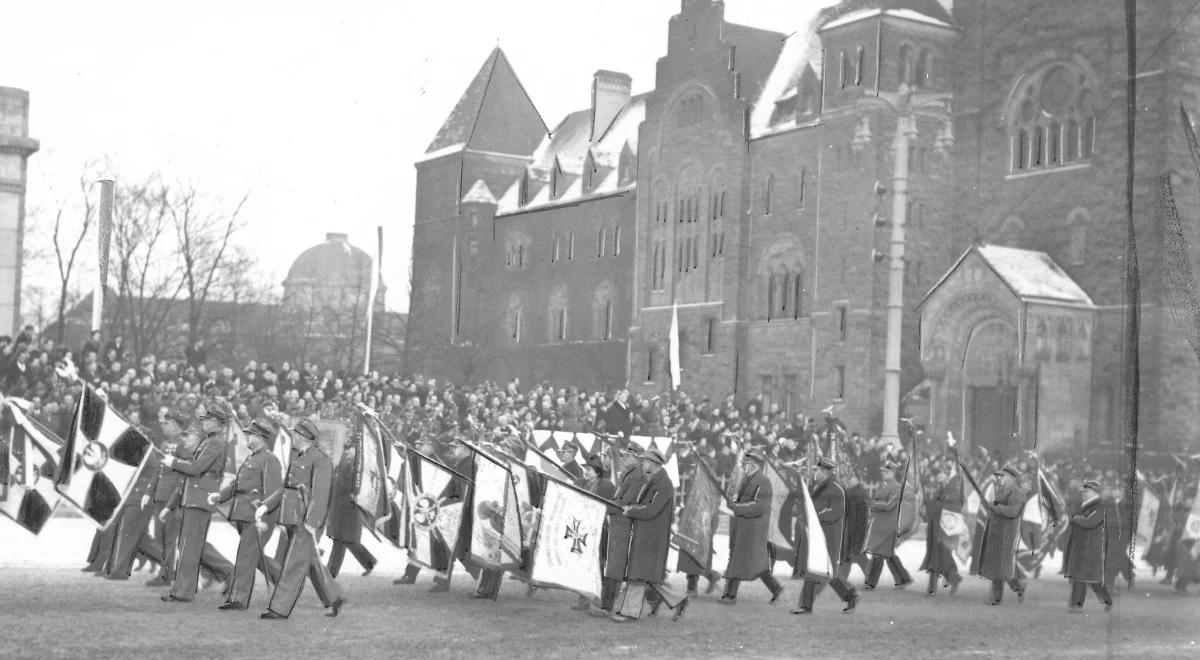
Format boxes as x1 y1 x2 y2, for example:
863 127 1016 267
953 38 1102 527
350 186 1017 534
856 83 953 447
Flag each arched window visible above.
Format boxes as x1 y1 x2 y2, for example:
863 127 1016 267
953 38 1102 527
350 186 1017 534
898 45 912 85
1066 207 1090 266
799 167 808 205
855 46 865 86
506 294 525 344
764 174 774 215
613 225 621 256
1035 320 1049 360
1056 319 1073 361
548 285 568 343
916 49 932 87
766 274 776 321
839 51 848 90
792 272 804 319
1007 60 1099 173
597 227 607 258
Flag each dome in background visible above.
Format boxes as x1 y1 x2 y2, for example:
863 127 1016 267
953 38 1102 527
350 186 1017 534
283 232 386 301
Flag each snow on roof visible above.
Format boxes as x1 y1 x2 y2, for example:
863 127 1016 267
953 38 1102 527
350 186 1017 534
819 7 954 32
414 142 465 164
461 179 496 205
748 1 839 137
976 244 1093 304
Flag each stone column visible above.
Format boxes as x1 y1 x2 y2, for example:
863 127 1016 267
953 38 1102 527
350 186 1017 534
0 87 39 338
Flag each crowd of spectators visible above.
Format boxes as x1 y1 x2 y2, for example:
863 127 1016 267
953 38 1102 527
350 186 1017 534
1 326 1194 513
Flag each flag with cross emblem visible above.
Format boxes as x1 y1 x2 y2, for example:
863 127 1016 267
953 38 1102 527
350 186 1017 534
0 399 64 535
55 384 153 529
530 477 607 599
406 449 466 578
352 408 389 531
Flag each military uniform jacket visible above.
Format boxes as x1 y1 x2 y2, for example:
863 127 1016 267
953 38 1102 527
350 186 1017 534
149 435 190 504
217 449 283 523
864 479 902 557
725 470 773 580
811 478 847 566
168 431 228 512
263 445 333 529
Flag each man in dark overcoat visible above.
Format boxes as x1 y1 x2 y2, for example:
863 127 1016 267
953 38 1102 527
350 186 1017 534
864 462 913 589
837 471 871 582
610 447 680 622
977 466 1027 605
1063 480 1112 612
720 450 784 605
792 457 858 614
594 443 646 616
325 436 378 579
920 467 964 595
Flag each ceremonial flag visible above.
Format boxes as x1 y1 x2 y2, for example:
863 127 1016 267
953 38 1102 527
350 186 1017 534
224 419 249 489
1182 477 1200 541
762 458 798 556
56 385 153 529
468 450 522 570
669 300 681 390
363 225 382 376
795 475 834 579
530 477 608 599
407 450 467 577
271 421 293 474
0 400 64 534
675 460 722 570
378 439 408 547
1135 471 1160 547
896 430 922 541
353 411 389 530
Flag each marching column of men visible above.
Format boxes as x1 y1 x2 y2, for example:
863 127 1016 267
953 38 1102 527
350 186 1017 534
75 404 1135 620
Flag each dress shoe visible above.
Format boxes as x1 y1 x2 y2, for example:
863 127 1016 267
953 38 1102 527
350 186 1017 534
894 580 912 589
218 602 247 611
843 593 859 613
1104 601 1113 612
1016 589 1025 604
81 565 101 573
362 566 374 577
647 601 661 617
325 597 346 618
609 613 637 623
393 575 416 585
260 611 287 620
104 574 129 581
144 576 170 587
671 597 690 622
587 605 611 618
705 579 720 595
769 587 785 604
471 592 494 600
428 582 450 593
863 584 876 591
161 594 190 603
1068 605 1082 613
718 595 737 605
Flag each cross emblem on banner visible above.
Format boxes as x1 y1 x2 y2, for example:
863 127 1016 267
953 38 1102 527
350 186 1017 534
564 517 588 554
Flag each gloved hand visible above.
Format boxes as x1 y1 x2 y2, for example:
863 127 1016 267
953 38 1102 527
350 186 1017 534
255 505 268 521
206 493 219 506
157 508 170 523
140 494 151 509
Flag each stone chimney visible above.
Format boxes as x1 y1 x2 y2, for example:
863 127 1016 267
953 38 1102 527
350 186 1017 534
591 70 632 143
326 232 348 243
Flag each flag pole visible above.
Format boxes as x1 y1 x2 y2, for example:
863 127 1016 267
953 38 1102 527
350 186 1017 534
92 180 114 333
363 226 383 376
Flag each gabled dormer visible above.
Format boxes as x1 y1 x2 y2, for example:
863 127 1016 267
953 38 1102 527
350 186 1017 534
550 157 565 199
583 150 599 193
618 141 637 185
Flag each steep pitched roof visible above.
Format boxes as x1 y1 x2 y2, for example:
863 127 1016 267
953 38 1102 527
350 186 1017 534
424 47 548 157
919 244 1093 308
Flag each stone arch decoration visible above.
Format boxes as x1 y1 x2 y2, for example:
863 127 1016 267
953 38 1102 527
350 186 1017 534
1001 53 1101 172
922 292 1010 374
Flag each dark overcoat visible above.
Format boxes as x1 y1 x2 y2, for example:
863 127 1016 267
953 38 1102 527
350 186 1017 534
603 463 646 579
975 485 1026 581
725 470 773 579
864 479 902 557
1063 497 1106 584
623 468 675 582
811 477 847 566
920 477 963 574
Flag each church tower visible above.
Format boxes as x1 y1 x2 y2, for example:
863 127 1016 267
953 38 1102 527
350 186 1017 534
0 86 38 338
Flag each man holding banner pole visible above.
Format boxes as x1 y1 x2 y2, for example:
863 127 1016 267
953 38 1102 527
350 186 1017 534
863 461 913 590
793 457 858 614
720 450 785 605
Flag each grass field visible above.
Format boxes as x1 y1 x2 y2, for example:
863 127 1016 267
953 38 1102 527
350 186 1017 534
1 518 1197 659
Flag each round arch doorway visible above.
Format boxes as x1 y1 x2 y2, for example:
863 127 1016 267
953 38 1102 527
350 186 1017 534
961 320 1020 459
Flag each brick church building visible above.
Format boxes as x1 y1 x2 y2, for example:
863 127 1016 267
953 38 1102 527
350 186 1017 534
404 0 1200 458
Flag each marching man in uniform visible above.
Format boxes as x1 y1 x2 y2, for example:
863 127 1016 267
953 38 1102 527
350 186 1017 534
792 457 858 614
258 419 347 620
720 450 785 605
863 461 914 590
144 411 191 587
1063 479 1113 612
977 466 1028 605
611 447 685 622
209 418 283 611
159 405 234 603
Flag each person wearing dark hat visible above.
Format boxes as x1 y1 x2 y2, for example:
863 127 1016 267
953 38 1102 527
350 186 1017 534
610 447 687 622
838 470 872 583
208 419 283 611
793 456 859 614
976 466 1028 605
863 461 914 589
326 432 378 580
258 418 346 619
720 449 785 606
160 403 233 603
594 442 647 617
920 454 964 596
1063 480 1113 612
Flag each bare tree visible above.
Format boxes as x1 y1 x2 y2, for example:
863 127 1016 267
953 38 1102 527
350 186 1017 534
172 186 249 346
36 173 98 344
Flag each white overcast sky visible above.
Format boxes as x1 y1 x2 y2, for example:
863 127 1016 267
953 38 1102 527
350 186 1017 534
4 0 823 313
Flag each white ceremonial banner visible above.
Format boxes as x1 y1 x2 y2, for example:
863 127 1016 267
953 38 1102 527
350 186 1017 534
796 475 833 579
469 453 521 569
530 479 606 599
